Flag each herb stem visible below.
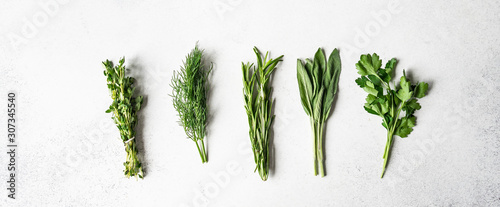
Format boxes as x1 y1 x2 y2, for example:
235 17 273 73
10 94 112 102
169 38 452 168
317 120 325 177
381 129 394 178
200 139 207 162
382 100 405 177
310 117 326 177
311 118 318 176
195 140 207 163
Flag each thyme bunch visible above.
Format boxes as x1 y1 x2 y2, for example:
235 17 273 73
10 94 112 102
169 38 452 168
103 57 144 179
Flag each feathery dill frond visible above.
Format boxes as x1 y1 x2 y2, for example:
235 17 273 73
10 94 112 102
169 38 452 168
171 44 212 163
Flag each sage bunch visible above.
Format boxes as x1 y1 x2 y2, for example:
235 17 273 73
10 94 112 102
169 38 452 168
297 48 341 177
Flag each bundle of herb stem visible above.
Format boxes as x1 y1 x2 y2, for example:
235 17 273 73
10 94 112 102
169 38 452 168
242 47 283 181
355 53 428 177
103 57 144 179
171 45 212 163
297 48 341 177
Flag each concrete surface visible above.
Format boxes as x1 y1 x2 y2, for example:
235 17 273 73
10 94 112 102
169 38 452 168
0 0 499 206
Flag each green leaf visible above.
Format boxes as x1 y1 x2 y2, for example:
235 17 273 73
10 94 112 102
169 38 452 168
395 116 416 138
359 55 375 74
355 76 368 88
355 61 368 76
364 106 379 115
415 82 428 98
314 48 327 77
367 75 382 87
405 99 421 111
135 96 143 111
322 72 338 119
330 48 341 90
363 81 379 96
365 94 377 105
356 53 382 77
367 102 382 115
326 49 341 87
382 115 392 129
365 95 389 116
371 54 382 71
380 98 389 115
363 54 381 74
264 55 284 76
384 58 397 80
396 75 412 102
312 58 321 94
322 49 341 119
305 58 313 73
297 59 313 116
253 47 263 70
378 69 391 83
312 87 325 120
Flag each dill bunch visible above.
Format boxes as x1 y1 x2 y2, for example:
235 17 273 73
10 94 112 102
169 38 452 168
171 45 212 163
103 57 144 179
242 47 283 181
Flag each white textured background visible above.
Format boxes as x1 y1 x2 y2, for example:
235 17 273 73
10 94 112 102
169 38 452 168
0 0 499 206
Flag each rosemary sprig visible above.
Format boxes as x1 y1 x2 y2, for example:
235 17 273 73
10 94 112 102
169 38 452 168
103 57 144 179
297 48 341 177
242 47 283 181
171 45 212 163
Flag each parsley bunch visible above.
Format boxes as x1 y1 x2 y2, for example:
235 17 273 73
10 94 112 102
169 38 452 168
242 47 283 181
355 53 428 178
297 48 341 177
171 45 212 163
103 57 144 179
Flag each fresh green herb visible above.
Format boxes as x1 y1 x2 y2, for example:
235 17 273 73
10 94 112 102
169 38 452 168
103 57 144 179
355 53 429 178
297 48 341 177
242 47 283 181
171 45 212 163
